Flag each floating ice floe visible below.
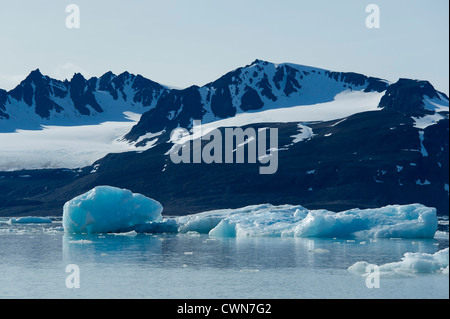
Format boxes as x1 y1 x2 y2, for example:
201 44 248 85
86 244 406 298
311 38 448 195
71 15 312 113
63 186 163 234
348 248 449 277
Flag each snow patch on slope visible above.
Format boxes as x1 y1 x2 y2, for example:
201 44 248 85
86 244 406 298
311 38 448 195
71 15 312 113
201 90 383 129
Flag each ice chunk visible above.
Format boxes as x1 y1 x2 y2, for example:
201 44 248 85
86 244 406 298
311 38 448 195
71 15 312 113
295 204 438 239
355 204 438 238
209 219 237 237
68 239 94 244
178 204 308 237
348 261 371 274
175 203 438 239
177 214 224 234
293 209 369 238
63 186 163 234
9 217 52 224
349 248 449 276
279 204 429 238
442 266 449 275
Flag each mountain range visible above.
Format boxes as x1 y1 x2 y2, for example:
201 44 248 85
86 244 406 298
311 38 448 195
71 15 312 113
0 60 448 217
0 68 166 130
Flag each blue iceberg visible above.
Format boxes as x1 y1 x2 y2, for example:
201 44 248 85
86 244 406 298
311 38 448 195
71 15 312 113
63 186 163 234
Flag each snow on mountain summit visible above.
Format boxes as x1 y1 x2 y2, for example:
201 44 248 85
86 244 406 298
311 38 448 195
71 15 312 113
0 69 167 130
124 59 391 141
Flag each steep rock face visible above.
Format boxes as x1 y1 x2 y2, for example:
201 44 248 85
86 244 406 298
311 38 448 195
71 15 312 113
70 73 103 116
132 86 206 139
125 60 390 141
0 89 8 119
8 69 68 119
379 79 448 114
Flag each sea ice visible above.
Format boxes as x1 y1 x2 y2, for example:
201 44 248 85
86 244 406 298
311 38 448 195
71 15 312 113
63 186 163 234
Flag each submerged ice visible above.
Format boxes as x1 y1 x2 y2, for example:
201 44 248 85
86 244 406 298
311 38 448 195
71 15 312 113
63 186 163 234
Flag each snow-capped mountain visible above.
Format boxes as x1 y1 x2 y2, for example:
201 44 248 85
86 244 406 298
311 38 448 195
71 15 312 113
0 69 169 170
0 60 448 218
125 59 390 141
0 60 393 170
0 69 167 130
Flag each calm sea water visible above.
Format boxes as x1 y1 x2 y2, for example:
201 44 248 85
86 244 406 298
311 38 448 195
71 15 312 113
0 218 448 299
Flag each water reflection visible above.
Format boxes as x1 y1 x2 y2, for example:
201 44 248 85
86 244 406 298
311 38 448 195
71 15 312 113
0 224 447 299
62 232 448 271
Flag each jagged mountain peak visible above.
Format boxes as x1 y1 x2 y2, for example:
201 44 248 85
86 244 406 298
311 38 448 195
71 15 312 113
25 68 44 80
15 68 53 89
100 70 115 79
71 72 87 81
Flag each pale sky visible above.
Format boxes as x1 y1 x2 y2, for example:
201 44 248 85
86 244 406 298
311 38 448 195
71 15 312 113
0 0 448 94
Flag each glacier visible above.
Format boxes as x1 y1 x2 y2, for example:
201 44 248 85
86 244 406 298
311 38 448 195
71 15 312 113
63 186 163 234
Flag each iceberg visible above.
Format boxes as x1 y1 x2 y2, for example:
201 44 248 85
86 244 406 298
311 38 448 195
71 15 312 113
61 189 438 239
294 204 438 238
63 186 163 234
8 217 52 224
177 204 309 237
348 248 449 276
175 203 438 239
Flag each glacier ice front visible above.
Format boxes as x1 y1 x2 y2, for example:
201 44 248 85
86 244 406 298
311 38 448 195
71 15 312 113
63 186 163 234
176 203 438 239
